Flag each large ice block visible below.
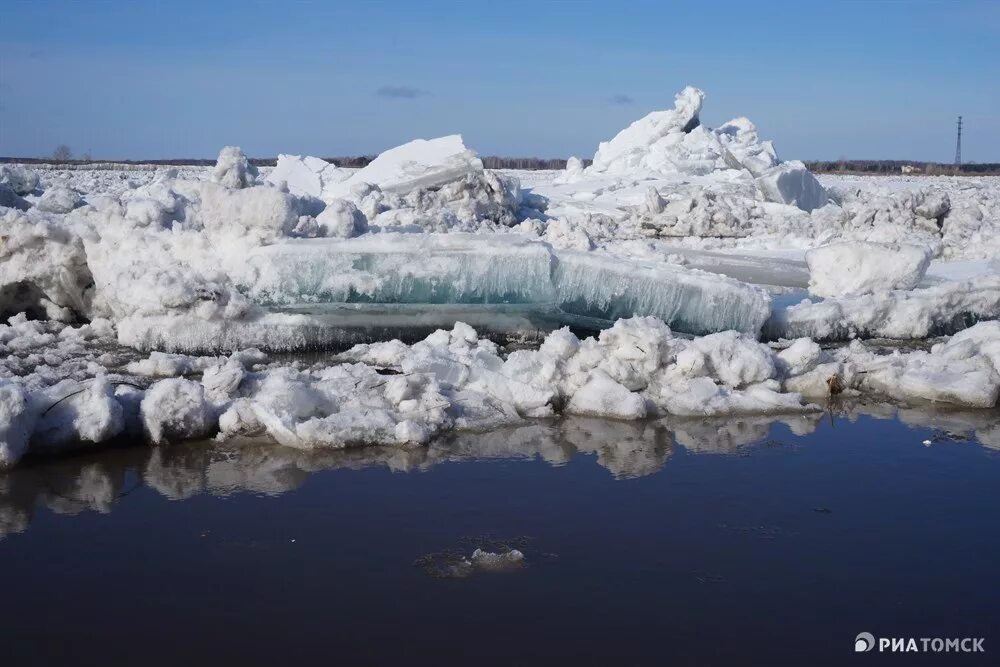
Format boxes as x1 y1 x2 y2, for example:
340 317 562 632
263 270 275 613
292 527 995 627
552 251 771 335
325 135 483 198
237 234 771 339
755 161 828 212
266 154 346 198
242 234 556 306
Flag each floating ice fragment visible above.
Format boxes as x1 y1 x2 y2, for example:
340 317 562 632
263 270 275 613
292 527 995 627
470 548 525 570
141 379 214 444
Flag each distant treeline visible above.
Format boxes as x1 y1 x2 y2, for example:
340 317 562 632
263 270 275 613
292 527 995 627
312 156 589 170
806 160 1000 176
1 156 588 170
480 156 588 170
2 155 996 175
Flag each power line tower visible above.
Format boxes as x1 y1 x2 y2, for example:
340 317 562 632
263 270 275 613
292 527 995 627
955 116 963 167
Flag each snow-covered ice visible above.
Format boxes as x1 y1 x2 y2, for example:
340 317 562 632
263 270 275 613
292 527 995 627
6 313 1000 467
211 146 259 189
266 154 345 198
767 274 1000 341
1 84 999 466
328 135 483 197
806 242 932 297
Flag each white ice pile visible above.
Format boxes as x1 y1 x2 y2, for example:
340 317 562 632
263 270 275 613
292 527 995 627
554 85 828 219
210 146 259 189
8 315 1000 469
586 87 820 209
2 89 995 350
267 135 527 231
817 177 1000 261
530 88 1000 268
767 273 1000 341
0 208 93 321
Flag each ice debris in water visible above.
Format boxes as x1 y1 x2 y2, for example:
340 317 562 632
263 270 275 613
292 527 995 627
470 548 525 570
415 537 528 578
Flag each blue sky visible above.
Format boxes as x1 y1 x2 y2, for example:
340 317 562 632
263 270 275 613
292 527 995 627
1 0 997 161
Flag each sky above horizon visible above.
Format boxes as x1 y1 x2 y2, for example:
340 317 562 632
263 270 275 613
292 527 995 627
1 0 998 162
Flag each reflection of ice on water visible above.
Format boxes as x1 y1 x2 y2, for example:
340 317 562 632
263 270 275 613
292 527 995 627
666 413 825 454
559 417 673 479
2 401 999 539
434 424 572 467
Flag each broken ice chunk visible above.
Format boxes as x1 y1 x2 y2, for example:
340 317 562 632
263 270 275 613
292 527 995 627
755 161 828 212
589 86 705 173
211 146 258 189
266 154 347 199
242 233 556 306
327 135 483 197
806 241 932 297
0 380 33 469
552 250 771 336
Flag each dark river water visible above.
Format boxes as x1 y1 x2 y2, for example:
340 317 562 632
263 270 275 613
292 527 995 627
1 404 998 665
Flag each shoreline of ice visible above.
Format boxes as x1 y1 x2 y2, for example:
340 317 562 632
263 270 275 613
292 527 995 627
5 313 1000 469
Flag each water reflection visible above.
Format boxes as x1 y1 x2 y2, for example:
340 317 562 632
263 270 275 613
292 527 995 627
2 402 998 540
